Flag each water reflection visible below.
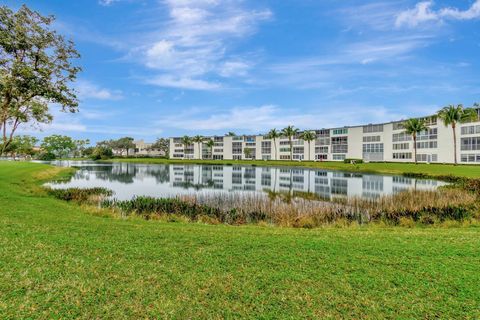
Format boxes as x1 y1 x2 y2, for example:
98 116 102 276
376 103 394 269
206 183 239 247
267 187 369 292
46 161 447 201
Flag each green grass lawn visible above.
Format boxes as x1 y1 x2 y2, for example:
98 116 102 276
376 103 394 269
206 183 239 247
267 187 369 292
1 161 480 318
107 158 480 178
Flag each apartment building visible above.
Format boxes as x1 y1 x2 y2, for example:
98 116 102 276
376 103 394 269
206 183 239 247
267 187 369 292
169 109 480 164
112 140 166 157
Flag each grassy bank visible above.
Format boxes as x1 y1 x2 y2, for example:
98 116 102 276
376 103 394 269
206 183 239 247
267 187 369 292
106 158 480 178
1 161 480 318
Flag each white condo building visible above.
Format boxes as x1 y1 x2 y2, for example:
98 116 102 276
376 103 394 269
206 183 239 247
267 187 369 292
169 109 480 164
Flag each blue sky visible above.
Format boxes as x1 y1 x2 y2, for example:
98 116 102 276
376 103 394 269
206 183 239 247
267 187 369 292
9 0 480 142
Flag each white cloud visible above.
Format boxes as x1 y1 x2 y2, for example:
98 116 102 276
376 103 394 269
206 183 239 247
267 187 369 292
156 104 409 133
396 0 480 28
99 0 118 6
146 75 220 90
440 1 480 20
218 60 251 77
76 80 123 100
130 0 272 90
395 1 439 28
265 35 432 89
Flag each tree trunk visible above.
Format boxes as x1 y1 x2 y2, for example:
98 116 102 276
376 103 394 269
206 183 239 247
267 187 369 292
308 141 311 161
289 137 293 160
273 138 277 160
413 134 417 164
452 123 457 165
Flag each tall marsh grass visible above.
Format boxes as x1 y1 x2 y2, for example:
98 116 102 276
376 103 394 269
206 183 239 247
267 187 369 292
101 188 478 227
47 187 112 204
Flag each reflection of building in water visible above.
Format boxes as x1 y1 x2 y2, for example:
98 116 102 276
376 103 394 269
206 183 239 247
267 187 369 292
168 165 443 200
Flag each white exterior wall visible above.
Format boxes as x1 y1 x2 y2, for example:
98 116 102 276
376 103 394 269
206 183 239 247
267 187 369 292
168 112 480 164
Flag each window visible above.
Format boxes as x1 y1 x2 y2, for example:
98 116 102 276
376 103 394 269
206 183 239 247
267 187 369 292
461 125 480 135
315 129 330 137
332 145 348 153
416 141 438 149
280 147 290 152
415 154 437 162
461 154 480 163
392 132 412 142
332 128 348 135
232 136 243 141
279 140 290 145
393 152 412 159
316 137 330 145
331 136 348 145
280 155 291 160
363 135 381 143
362 143 384 153
417 128 437 141
315 154 327 160
416 154 428 162
422 116 437 126
392 122 404 130
245 142 256 147
315 146 328 154
332 154 346 161
232 142 242 154
244 136 255 142
461 137 480 151
393 143 409 150
363 124 383 133
214 136 224 142
213 148 223 153
261 141 271 154
293 147 304 154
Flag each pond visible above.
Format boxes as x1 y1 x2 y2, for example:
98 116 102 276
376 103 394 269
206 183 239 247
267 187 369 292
44 161 448 201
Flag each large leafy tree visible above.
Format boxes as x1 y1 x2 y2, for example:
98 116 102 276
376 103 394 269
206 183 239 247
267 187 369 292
437 104 478 165
113 137 135 156
2 134 37 159
150 137 169 157
41 134 76 158
300 130 316 161
281 125 299 160
0 5 81 155
403 118 427 164
266 128 280 160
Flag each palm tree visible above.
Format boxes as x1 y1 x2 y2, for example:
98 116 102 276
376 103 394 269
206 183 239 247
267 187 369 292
437 104 478 165
226 132 236 136
403 118 427 164
205 139 214 159
281 125 299 160
300 130 316 161
266 128 281 160
192 135 204 159
181 135 192 159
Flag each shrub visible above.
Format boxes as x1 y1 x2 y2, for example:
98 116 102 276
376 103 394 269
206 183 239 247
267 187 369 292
91 146 113 160
48 187 112 203
344 158 363 164
37 152 56 161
